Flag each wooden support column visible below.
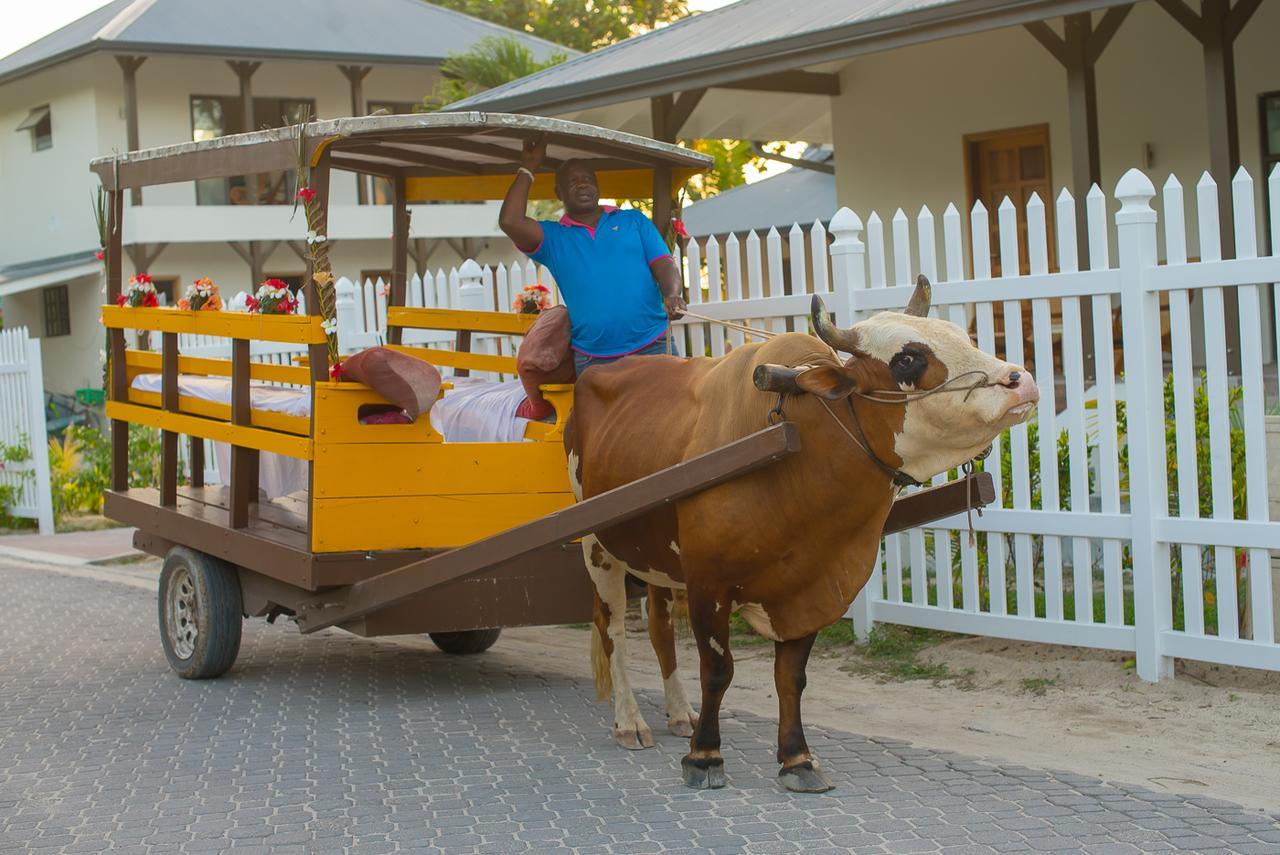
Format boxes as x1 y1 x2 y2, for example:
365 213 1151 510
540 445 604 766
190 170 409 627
649 89 705 239
229 240 279 290
388 174 409 345
1026 7 1129 381
1155 0 1261 369
227 61 262 204
338 65 373 204
160 332 179 507
408 238 439 279
125 242 167 277
107 189 129 492
303 147 332 311
229 339 258 529
115 56 147 206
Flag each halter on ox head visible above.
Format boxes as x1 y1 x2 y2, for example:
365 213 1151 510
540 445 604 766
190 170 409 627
757 276 1039 483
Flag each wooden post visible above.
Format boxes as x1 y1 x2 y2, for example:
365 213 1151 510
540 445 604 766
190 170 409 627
388 174 409 345
338 65 373 204
107 189 129 492
227 61 262 204
160 332 178 507
1025 6 1130 382
115 56 147 206
229 338 258 529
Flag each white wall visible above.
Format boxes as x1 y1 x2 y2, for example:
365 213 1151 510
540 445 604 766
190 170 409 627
831 0 1280 266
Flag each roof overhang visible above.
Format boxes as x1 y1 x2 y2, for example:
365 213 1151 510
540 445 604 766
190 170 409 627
0 256 100 298
446 0 1132 143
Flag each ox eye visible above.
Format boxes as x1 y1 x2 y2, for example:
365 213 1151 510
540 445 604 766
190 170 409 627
890 351 926 383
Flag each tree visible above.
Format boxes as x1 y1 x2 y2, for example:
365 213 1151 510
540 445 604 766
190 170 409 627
422 37 568 110
427 0 688 53
683 140 762 202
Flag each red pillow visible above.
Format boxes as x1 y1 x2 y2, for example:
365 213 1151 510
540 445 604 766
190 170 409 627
342 347 443 421
516 305 575 408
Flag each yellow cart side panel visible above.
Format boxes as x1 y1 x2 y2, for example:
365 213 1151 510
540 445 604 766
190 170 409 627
313 440 569 499
310 492 574 552
102 306 327 344
128 389 311 437
105 401 313 459
126 349 310 385
312 382 444 445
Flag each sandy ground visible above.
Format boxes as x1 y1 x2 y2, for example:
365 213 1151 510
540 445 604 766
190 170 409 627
32 557 1280 815
492 617 1280 815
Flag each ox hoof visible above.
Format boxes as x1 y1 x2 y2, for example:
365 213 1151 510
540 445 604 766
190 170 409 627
614 725 656 751
778 760 834 793
667 714 697 738
681 755 727 790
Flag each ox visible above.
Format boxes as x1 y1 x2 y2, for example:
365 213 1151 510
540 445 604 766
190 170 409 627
565 277 1039 792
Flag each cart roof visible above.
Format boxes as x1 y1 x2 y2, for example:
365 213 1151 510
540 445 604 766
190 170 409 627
90 112 712 202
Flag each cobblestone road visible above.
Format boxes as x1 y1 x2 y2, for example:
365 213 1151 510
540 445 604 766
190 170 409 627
1 560 1278 854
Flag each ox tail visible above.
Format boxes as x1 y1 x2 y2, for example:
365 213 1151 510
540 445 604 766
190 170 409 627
590 595 613 701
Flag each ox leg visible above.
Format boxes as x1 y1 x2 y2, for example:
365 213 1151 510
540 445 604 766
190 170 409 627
584 535 656 750
774 632 834 793
646 585 697 737
681 592 732 789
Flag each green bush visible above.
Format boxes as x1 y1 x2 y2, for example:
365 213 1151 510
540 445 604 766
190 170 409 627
0 436 33 528
47 424 178 522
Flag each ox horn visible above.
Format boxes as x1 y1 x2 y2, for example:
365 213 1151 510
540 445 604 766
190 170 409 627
904 274 932 317
810 294 859 353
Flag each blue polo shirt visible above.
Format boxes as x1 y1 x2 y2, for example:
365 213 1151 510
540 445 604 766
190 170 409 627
525 207 671 357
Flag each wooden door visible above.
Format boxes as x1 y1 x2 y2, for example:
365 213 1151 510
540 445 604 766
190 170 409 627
966 126 1053 276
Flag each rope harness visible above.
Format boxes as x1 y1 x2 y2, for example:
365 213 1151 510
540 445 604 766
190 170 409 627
674 309 999 544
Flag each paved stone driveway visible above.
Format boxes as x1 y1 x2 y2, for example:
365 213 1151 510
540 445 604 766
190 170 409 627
1 561 1278 855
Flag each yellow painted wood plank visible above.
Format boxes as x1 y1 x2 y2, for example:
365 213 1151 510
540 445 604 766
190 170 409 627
126 350 310 385
106 400 313 459
313 441 569 498
128 389 310 436
310 492 574 552
387 307 537 336
386 345 517 375
312 383 444 444
102 306 326 344
406 166 704 203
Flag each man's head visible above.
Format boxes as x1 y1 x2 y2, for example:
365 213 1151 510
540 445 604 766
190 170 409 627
555 159 600 216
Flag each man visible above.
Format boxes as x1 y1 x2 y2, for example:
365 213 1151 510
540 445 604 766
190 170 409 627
499 137 687 376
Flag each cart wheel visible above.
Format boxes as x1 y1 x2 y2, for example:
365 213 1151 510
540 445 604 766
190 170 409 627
158 547 242 679
429 628 502 655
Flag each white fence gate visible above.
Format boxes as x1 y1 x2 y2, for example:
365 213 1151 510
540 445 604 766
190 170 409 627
673 164 1280 681
0 328 54 534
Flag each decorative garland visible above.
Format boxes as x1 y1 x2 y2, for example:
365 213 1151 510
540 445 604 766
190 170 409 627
293 126 342 379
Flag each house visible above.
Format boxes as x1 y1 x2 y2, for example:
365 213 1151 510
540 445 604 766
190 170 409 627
446 0 1280 371
0 0 567 397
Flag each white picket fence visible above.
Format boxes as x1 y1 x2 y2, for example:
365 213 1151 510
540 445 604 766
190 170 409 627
0 328 54 534
673 165 1280 681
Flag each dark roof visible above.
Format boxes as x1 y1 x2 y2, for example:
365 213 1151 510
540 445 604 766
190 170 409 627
682 148 835 238
446 0 1125 115
0 0 570 86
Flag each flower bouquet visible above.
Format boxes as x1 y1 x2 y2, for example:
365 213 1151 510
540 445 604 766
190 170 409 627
245 279 298 315
177 277 222 312
512 283 552 314
117 273 158 307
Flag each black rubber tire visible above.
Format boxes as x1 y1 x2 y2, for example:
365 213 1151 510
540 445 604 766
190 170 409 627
428 627 502 654
158 546 243 679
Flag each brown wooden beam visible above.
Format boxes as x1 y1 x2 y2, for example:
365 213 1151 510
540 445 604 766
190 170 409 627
715 70 840 96
338 65 373 203
668 88 707 139
115 55 147 206
125 241 167 275
388 174 409 345
229 338 258 529
107 189 129 493
338 143 483 175
160 332 179 507
295 422 802 633
227 60 261 204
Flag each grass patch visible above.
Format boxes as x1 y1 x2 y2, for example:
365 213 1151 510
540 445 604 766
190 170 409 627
561 623 592 631
839 625 966 686
1020 675 1059 696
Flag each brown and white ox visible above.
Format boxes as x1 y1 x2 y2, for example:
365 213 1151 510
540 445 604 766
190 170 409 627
565 278 1038 792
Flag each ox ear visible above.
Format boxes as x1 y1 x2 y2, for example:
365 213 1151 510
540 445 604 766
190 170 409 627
793 365 860 400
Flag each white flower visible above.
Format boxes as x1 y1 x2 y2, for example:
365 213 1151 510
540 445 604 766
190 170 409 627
306 230 327 245
321 317 338 335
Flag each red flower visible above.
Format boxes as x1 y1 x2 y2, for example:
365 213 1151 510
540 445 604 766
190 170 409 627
245 295 260 312
142 292 158 308
296 187 317 203
533 284 549 292
133 273 153 285
671 219 690 239
95 250 104 262
329 362 345 380
116 295 127 306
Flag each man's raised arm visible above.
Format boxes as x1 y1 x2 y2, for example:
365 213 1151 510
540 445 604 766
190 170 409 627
498 138 546 253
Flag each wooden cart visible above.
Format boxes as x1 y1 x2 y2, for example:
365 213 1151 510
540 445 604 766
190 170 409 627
92 114 993 679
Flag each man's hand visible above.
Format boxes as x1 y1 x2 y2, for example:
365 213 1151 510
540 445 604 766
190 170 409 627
663 293 688 320
521 136 547 172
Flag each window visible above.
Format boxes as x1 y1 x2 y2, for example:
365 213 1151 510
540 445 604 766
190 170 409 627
16 105 52 152
1261 92 1280 253
190 95 316 204
150 276 179 306
43 285 70 337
